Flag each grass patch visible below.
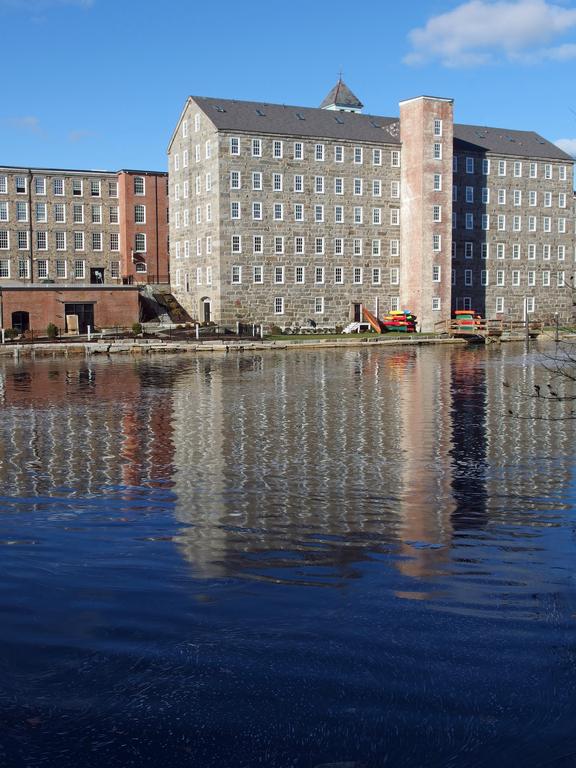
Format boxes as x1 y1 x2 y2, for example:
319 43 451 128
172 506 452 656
265 332 437 342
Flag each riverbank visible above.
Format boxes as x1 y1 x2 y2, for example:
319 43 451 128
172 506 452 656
0 329 570 358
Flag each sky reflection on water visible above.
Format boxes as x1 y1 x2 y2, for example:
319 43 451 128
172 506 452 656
0 345 575 767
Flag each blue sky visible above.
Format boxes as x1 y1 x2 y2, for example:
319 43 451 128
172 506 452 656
1 0 576 171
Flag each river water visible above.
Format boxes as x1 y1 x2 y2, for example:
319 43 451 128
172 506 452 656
0 344 575 768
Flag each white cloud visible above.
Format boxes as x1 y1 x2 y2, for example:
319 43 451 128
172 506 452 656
404 0 576 67
68 129 95 142
555 138 576 156
1 116 42 134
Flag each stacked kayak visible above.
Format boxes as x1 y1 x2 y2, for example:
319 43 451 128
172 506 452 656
454 310 481 330
382 310 417 333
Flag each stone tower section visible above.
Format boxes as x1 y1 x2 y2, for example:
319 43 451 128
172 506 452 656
399 96 453 332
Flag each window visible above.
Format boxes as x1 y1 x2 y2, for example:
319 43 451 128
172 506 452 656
74 231 84 251
433 143 442 160
230 137 240 155
353 207 363 224
353 178 362 196
527 270 536 287
432 297 441 311
496 270 505 286
372 239 381 256
466 157 474 174
55 231 66 251
373 208 381 225
294 236 304 254
174 154 180 171
465 242 473 259
232 235 242 253
183 181 189 198
0 176 7 194
353 238 362 256
253 265 263 284
273 173 283 192
433 174 442 191
252 202 262 220
433 265 441 282
334 267 343 284
558 245 565 261
481 243 489 259
274 237 284 254
273 203 283 221
314 205 324 223
295 266 305 284
16 202 28 222
335 205 344 223
512 244 521 260
91 232 102 251
194 114 200 132
513 161 522 177
315 266 324 284
294 203 304 221
251 138 262 157
273 140 283 159
543 244 551 260
433 118 442 136
36 231 47 250
37 260 48 279
390 267 399 285
35 177 46 195
0 231 8 249
90 180 101 197
183 150 188 168
315 176 325 194
253 235 263 254
274 266 284 284
481 187 490 204
528 243 536 260
17 231 28 250
390 240 400 256
496 297 505 314
544 164 552 179
315 144 325 161
528 216 537 232
109 181 118 197
544 191 552 207
252 172 262 191
453 156 458 172
15 176 27 194
497 243 505 259
274 297 284 315
391 150 400 167
231 265 242 284
231 202 240 219
558 271 566 287
353 267 363 284
559 192 566 208
542 270 550 287
372 180 381 197
334 145 343 162
91 205 102 224
110 260 119 279
529 162 537 178
482 158 490 175
0 202 7 221
543 216 551 233
18 258 29 278
373 148 382 165
497 214 506 231
513 215 521 232
314 297 324 314
71 259 84 280
110 233 119 251
465 186 474 203
529 191 537 206
109 205 119 224
433 234 441 251
230 171 241 190
294 142 303 160
294 175 303 193
334 238 343 256
390 209 400 226
558 218 566 234
559 165 567 181
354 147 363 164
134 204 146 224
481 270 488 286
315 238 324 258
391 181 400 198
465 269 472 286
195 145 200 163
498 160 506 176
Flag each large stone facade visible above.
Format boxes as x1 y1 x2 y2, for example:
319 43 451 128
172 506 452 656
167 86 575 328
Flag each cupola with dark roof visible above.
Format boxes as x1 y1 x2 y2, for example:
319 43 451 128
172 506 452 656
320 77 363 113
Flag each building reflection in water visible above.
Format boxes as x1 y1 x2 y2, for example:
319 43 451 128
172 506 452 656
0 345 573 595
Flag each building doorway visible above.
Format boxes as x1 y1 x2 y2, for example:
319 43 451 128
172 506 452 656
64 303 95 334
353 303 362 322
202 299 211 323
11 311 29 333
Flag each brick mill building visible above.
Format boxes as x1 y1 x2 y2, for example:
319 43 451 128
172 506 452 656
167 80 574 331
0 166 168 333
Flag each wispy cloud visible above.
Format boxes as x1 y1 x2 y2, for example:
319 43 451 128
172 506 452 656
404 0 576 67
555 138 576 157
68 129 95 143
0 0 94 10
1 116 43 134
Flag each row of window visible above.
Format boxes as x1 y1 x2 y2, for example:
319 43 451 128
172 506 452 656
222 173 399 196
0 175 124 198
454 242 571 260
452 268 569 288
454 187 568 207
0 230 148 252
0 258 121 280
225 203 400 225
224 138 400 166
453 157 568 180
0 201 121 224
453 213 568 233
230 265 397 286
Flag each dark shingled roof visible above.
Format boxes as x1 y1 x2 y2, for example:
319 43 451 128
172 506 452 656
320 79 364 110
453 123 572 161
183 96 570 159
190 96 401 144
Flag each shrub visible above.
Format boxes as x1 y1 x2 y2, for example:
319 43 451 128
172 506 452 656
46 323 58 339
4 328 19 340
335 325 343 334
132 322 143 336
269 325 283 336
